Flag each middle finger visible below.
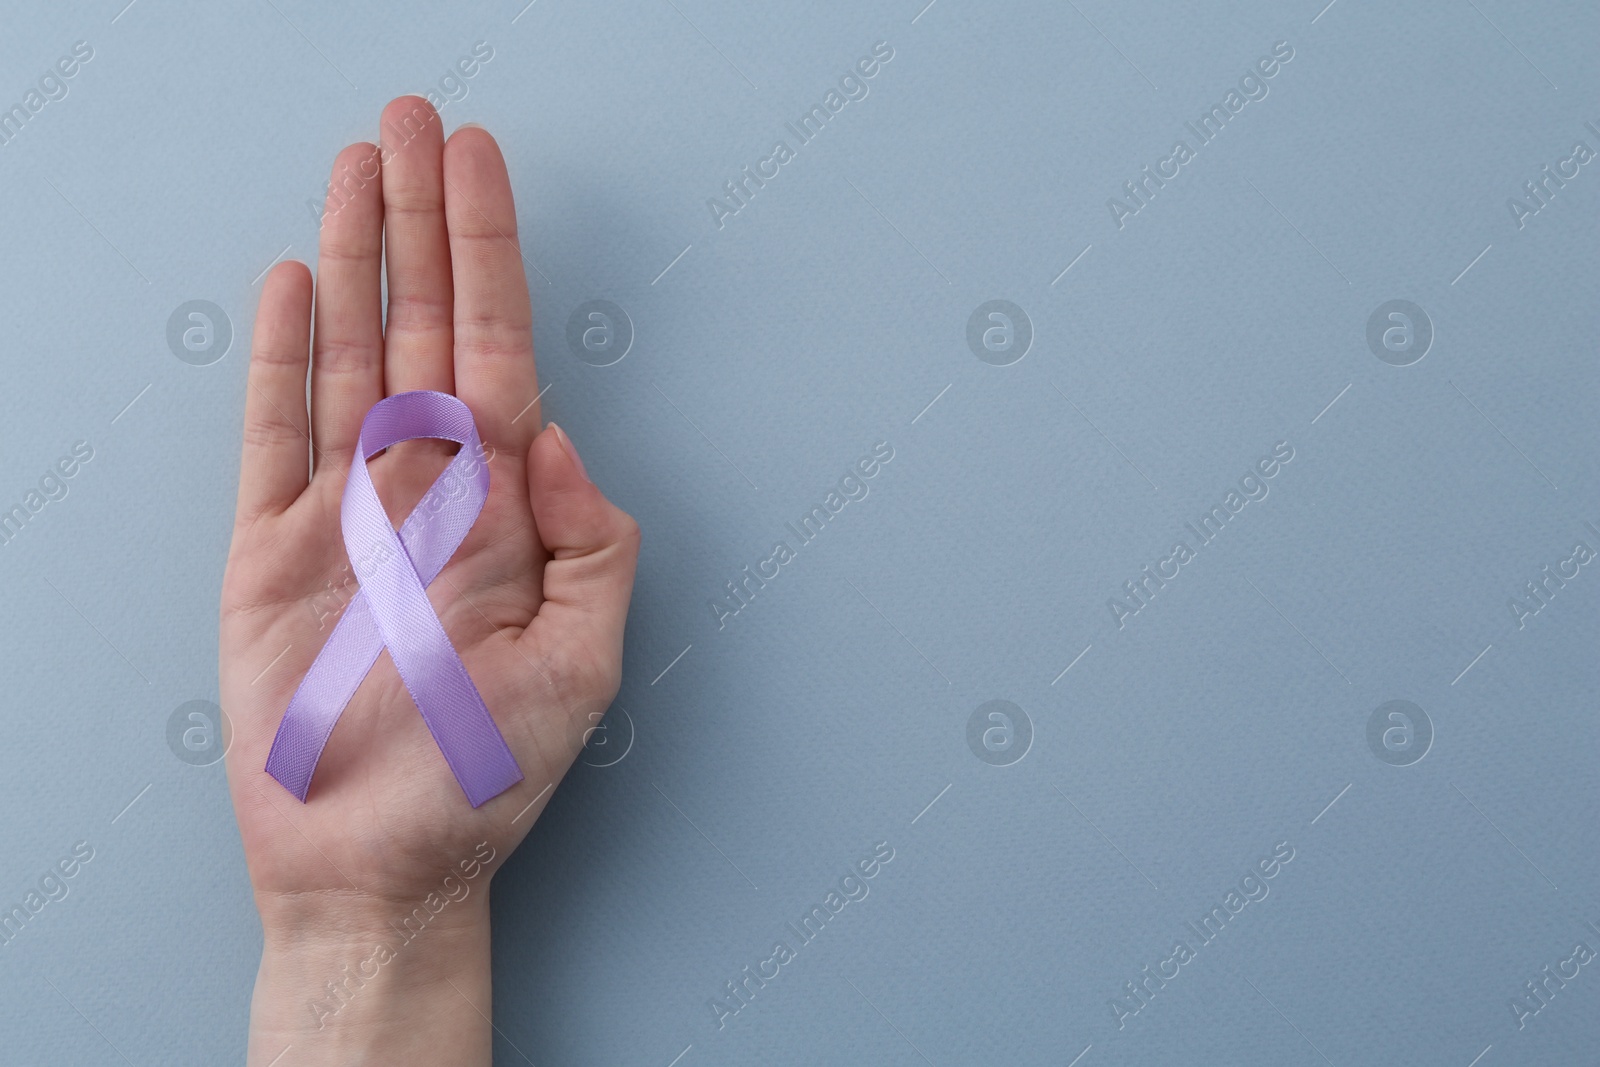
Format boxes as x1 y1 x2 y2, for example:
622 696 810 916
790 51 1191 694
379 96 455 398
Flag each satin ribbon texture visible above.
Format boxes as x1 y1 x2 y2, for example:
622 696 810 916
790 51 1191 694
264 390 524 808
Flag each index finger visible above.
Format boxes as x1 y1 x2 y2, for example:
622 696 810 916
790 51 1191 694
442 126 540 456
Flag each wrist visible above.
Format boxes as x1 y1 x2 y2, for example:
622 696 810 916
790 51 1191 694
248 887 494 1067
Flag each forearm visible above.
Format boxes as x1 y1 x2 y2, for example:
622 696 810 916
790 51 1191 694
246 891 493 1067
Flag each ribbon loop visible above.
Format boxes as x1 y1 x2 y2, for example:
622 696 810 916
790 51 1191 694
265 391 523 807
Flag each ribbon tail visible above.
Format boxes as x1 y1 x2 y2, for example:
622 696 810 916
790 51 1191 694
263 591 385 801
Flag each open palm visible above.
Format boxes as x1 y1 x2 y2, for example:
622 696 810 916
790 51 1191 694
219 97 638 914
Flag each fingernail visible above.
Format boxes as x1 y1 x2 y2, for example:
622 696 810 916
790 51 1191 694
549 422 588 481
458 121 485 130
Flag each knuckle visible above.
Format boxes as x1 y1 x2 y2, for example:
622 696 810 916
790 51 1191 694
383 187 445 218
251 343 305 369
314 335 380 372
384 296 453 336
317 237 382 265
242 416 303 451
453 333 533 370
452 219 522 255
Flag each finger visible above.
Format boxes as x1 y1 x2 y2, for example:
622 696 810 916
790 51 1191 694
522 424 640 675
236 261 313 522
442 126 539 455
379 96 454 397
310 142 385 471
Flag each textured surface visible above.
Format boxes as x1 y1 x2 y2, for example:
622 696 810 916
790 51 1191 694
0 1 1596 1064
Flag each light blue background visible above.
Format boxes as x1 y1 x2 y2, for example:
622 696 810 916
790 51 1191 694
1 0 1597 1064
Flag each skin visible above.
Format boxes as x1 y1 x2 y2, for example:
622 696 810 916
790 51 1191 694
220 96 640 1065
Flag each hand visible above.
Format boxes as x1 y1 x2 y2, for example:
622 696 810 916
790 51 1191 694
219 96 639 1065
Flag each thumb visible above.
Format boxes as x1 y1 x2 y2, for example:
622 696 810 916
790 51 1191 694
523 423 640 683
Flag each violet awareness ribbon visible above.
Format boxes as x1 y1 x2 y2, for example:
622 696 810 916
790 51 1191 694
264 391 523 808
